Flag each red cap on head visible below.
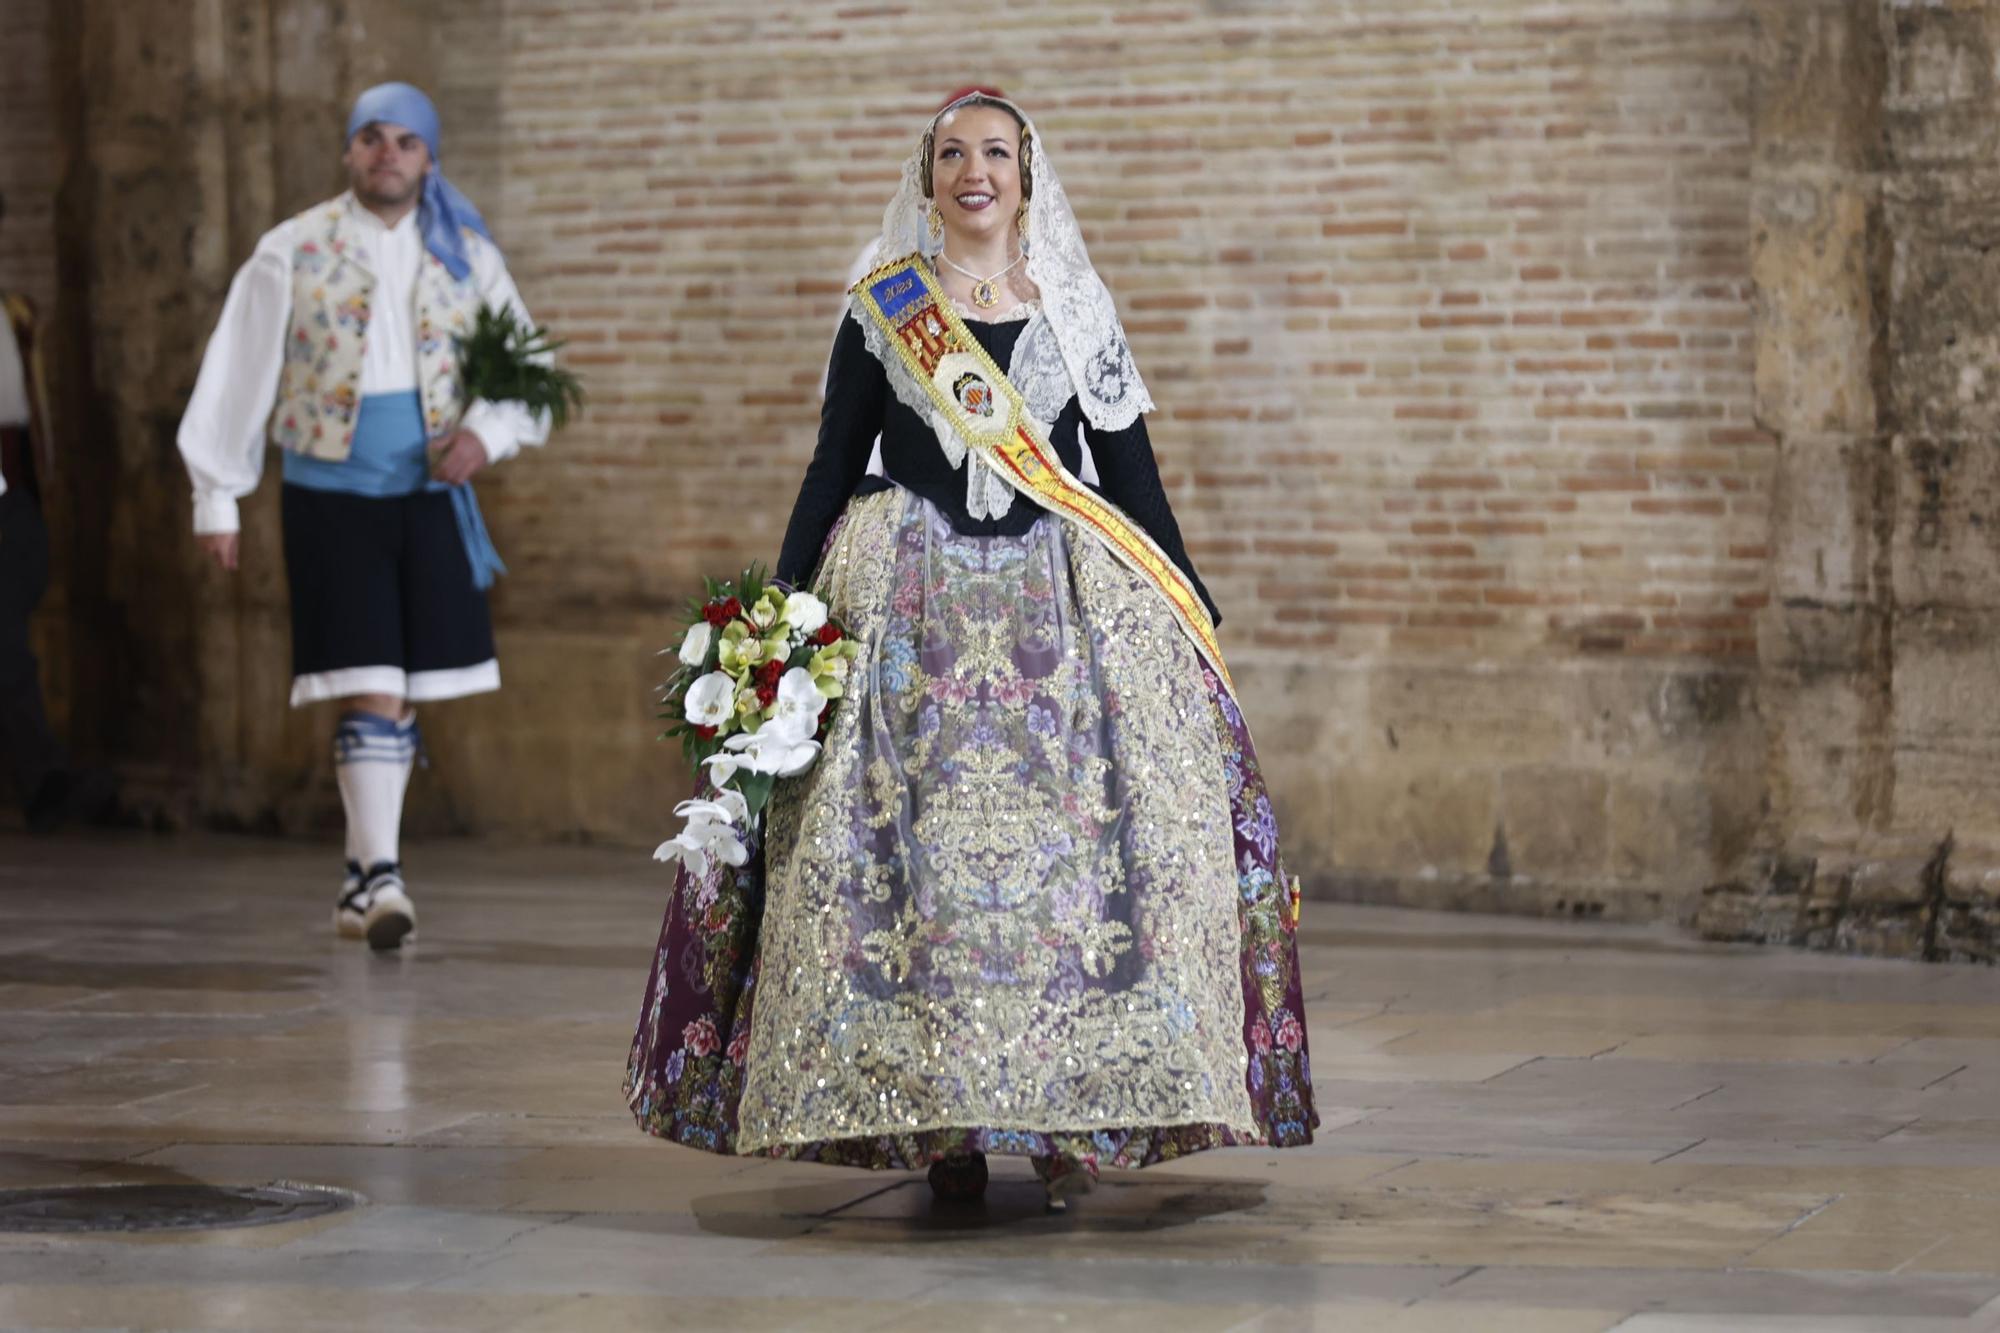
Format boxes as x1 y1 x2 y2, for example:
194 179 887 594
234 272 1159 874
938 86 1007 111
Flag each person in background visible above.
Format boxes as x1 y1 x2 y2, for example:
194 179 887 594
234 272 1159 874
177 84 550 949
0 190 115 833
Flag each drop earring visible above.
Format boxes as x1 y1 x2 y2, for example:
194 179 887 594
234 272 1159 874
927 202 944 248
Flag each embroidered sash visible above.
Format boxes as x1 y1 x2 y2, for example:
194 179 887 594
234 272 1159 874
851 254 1232 695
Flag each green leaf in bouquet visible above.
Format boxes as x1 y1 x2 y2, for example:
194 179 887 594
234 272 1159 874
732 771 777 822
455 303 586 430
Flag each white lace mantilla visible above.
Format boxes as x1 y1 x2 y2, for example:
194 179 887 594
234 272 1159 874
865 96 1154 436
848 293 1075 522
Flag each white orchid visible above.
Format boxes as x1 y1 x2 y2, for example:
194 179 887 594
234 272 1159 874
747 731 821 778
683 671 735 728
700 748 754 788
780 590 829 637
658 574 849 886
705 721 822 781
768 668 829 740
702 736 797 786
652 797 749 878
677 622 714 668
677 790 749 826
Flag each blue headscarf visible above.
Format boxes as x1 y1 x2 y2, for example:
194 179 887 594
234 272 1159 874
346 82 491 282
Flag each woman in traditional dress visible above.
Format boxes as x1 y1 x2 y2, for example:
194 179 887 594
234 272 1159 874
625 93 1317 1210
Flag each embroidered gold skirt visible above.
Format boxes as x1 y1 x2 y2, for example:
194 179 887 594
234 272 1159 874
625 487 1317 1169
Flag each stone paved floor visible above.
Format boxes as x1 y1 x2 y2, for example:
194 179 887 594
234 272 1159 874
1 833 1998 1331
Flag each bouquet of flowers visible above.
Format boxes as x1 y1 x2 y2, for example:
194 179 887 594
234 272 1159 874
454 303 585 430
654 566 862 875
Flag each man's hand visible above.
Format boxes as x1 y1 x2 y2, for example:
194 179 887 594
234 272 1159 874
429 427 489 486
198 533 240 572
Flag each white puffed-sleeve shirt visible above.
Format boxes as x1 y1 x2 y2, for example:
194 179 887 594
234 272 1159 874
177 194 548 534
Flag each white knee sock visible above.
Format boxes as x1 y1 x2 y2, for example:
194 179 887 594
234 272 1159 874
333 709 418 872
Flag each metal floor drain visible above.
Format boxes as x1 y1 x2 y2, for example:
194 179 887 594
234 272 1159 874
0 1182 359 1233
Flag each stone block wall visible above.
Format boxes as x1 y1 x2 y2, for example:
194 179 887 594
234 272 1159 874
1695 0 1998 963
1 0 66 749
0 3 56 312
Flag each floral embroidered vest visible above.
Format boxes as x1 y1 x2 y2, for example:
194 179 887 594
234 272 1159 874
270 195 481 461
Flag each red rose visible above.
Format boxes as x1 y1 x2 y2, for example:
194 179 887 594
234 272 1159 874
755 683 777 708
756 659 784 688
693 724 717 740
702 603 731 629
720 597 743 621
813 623 844 646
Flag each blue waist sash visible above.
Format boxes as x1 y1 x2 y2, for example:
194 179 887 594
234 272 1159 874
282 391 506 590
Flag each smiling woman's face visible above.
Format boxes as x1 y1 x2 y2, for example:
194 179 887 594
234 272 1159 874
930 105 1023 249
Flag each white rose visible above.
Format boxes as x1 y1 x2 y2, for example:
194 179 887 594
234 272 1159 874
780 591 829 637
677 622 714 668
682 671 735 728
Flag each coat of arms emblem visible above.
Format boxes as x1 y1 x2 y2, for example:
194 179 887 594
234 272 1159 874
953 371 995 419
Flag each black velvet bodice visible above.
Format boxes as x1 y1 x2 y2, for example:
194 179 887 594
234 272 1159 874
775 311 1218 626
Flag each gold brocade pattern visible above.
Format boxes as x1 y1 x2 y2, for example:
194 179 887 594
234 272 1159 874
736 489 1253 1152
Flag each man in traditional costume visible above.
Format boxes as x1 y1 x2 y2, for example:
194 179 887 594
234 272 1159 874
627 94 1316 1210
178 83 548 949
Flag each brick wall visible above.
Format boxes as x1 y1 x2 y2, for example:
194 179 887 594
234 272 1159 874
427 0 1769 910
459 1 1768 658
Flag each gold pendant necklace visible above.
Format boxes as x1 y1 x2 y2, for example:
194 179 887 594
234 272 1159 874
939 250 1025 310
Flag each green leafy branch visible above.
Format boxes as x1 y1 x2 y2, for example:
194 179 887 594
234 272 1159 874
455 303 586 430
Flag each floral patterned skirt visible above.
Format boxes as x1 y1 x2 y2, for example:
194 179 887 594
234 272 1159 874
624 487 1317 1170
